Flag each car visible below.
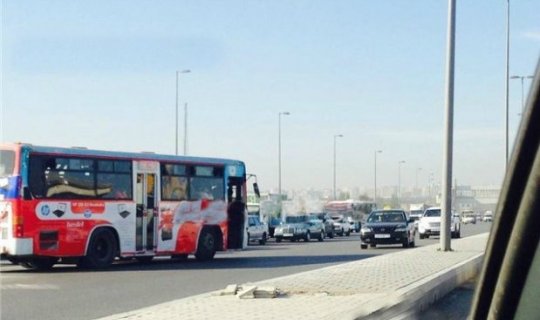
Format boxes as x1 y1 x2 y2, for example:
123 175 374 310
347 217 361 233
360 209 415 249
306 218 327 242
461 211 477 224
417 207 461 239
312 213 336 238
331 215 351 236
246 215 268 245
274 215 325 242
483 211 493 222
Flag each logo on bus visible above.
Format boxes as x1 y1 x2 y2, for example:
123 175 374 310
83 209 92 218
41 205 51 216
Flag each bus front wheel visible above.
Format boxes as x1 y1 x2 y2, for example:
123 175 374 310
195 229 216 261
79 228 117 269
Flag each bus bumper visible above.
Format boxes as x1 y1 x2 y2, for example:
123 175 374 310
0 238 33 256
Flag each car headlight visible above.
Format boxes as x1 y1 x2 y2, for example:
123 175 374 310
395 224 407 232
275 227 283 233
360 227 372 234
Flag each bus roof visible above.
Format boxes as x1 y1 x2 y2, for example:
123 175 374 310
3 143 245 168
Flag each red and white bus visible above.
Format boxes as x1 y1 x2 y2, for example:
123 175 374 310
0 143 250 270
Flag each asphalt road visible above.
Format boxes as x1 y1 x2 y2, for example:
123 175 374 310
0 222 492 320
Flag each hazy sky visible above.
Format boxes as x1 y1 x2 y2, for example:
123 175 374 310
2 0 539 192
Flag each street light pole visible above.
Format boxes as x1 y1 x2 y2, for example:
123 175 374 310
333 134 344 200
278 111 290 218
441 0 456 252
175 69 191 156
398 160 406 207
184 102 188 155
510 75 534 115
374 150 382 205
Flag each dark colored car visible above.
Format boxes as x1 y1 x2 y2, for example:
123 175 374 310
360 209 415 249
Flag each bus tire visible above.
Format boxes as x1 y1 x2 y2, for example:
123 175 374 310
79 228 117 269
195 229 216 261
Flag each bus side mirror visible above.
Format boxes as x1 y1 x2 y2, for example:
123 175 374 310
253 183 260 198
23 187 32 200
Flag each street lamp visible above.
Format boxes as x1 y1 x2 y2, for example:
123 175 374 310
510 75 534 115
374 150 382 205
278 111 290 217
333 134 344 200
176 69 191 156
397 160 406 206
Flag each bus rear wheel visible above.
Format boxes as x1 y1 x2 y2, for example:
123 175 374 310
79 228 117 269
195 229 216 261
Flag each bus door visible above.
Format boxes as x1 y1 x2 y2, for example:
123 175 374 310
134 161 159 253
227 177 246 249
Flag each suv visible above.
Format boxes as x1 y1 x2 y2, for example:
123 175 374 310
418 207 461 239
360 209 415 249
274 215 325 242
246 215 268 245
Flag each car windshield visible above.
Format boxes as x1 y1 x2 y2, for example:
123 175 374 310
424 210 441 217
367 211 405 223
285 216 308 223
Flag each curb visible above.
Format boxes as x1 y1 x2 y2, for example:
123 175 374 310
356 252 484 320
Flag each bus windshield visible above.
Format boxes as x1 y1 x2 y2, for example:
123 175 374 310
0 150 15 177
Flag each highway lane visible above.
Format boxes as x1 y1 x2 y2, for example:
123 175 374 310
0 222 492 320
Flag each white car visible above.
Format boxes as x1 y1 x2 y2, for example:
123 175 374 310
247 215 268 245
483 211 493 222
331 216 351 236
418 207 461 239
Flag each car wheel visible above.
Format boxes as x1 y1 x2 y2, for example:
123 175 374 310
346 230 351 236
304 231 311 242
361 244 368 249
419 233 425 239
370 243 376 248
328 232 334 239
276 237 282 243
